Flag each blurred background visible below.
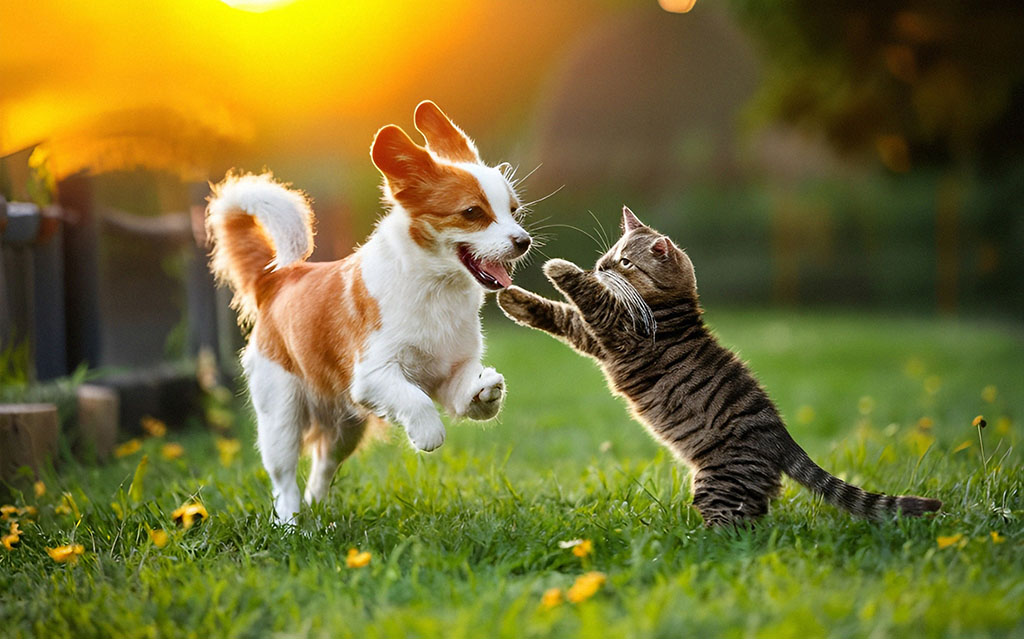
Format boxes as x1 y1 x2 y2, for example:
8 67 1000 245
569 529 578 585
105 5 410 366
1 0 1022 395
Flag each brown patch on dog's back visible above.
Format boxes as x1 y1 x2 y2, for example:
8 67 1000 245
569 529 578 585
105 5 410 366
253 254 380 396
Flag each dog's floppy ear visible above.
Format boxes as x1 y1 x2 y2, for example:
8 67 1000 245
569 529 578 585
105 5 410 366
414 100 480 164
371 125 439 190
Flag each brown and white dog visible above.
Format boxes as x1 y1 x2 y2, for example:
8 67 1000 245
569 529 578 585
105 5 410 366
206 101 531 521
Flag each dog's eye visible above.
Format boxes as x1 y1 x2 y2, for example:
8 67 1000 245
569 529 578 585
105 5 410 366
463 206 484 219
619 257 633 268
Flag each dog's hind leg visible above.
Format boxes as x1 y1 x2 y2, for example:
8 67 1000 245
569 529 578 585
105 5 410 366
245 348 308 523
304 412 368 506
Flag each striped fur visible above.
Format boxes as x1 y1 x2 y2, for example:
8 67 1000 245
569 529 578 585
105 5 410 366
498 206 941 527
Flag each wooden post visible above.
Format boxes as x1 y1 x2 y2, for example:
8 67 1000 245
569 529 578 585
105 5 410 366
75 384 118 462
0 403 59 482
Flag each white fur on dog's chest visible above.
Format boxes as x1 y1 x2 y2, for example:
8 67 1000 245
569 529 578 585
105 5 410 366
356 216 485 396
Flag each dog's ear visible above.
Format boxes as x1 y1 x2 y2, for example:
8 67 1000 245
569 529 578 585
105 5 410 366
371 125 440 189
414 101 480 164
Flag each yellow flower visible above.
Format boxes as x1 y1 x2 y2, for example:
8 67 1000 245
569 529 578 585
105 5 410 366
2 533 20 550
996 417 1012 435
540 588 563 609
114 438 143 458
55 493 80 519
149 528 170 548
916 417 934 430
172 501 209 530
924 375 941 395
857 396 875 416
981 385 997 403
972 415 987 429
141 416 167 438
990 531 1005 544
572 539 593 558
1 505 17 521
34 481 46 498
47 544 85 563
936 534 966 550
161 443 185 460
903 357 925 378
215 438 241 467
796 405 816 425
19 506 37 518
346 548 371 568
10 522 23 536
566 571 606 603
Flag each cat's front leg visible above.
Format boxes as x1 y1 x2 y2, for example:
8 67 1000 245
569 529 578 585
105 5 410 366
543 259 650 342
497 286 604 358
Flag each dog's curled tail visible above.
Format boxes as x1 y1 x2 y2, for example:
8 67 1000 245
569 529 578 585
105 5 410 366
206 173 315 324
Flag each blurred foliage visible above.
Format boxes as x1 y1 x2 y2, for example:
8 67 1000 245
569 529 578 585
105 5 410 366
730 0 1024 170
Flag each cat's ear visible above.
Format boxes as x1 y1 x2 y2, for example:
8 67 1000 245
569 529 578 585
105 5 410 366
621 206 647 233
651 236 673 260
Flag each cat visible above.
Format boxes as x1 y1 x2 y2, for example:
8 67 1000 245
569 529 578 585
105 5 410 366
497 206 941 527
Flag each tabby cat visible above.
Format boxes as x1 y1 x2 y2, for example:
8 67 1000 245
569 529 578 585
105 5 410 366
497 206 941 527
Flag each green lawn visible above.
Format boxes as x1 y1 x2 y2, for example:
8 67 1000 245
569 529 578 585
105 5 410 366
2 310 1022 638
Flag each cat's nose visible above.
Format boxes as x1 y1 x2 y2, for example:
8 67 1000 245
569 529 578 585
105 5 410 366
510 232 531 256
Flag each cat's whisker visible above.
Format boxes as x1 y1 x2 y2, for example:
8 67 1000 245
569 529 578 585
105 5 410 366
587 209 611 252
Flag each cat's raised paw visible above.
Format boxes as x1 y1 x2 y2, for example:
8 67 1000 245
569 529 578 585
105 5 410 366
543 258 582 280
497 287 535 322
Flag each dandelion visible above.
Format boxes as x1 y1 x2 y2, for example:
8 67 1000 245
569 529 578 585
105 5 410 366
572 539 593 558
972 415 987 429
141 416 167 438
55 493 80 519
215 437 241 467
916 417 933 430
990 531 1005 544
981 385 997 403
936 534 966 550
171 501 208 530
2 522 22 551
540 588 563 609
857 396 875 416
903 357 925 378
346 548 371 568
46 544 85 563
114 438 142 458
34 481 46 498
149 529 170 548
19 506 37 518
2 532 20 550
567 571 606 603
0 505 17 521
161 443 185 460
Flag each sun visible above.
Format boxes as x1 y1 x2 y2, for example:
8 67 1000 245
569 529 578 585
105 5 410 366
220 0 295 12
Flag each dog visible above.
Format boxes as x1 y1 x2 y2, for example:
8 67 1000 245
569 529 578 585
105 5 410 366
205 101 532 521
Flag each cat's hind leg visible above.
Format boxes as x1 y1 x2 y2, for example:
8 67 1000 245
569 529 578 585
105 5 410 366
691 465 780 527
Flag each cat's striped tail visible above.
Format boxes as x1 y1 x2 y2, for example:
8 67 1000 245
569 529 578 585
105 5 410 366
778 432 941 519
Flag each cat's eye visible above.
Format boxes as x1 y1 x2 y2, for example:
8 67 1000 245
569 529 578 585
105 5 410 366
619 257 633 268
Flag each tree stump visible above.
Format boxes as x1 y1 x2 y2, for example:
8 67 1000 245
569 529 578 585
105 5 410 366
0 403 58 482
76 384 119 462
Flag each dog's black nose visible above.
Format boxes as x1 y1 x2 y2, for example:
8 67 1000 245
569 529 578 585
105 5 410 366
511 233 531 256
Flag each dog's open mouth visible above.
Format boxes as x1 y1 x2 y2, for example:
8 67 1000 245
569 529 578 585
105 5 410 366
458 245 512 290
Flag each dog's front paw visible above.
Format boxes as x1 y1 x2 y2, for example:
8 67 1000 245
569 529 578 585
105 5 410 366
406 418 446 452
542 258 583 283
465 368 505 421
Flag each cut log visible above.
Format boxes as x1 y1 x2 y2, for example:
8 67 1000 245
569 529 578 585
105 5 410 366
0 403 59 482
75 384 119 462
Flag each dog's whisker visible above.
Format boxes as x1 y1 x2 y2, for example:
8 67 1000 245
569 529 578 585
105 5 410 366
520 184 564 209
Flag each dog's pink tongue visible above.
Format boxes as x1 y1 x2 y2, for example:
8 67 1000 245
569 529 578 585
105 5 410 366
480 260 512 288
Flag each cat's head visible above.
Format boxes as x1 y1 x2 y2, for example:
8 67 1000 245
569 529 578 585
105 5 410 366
595 206 697 304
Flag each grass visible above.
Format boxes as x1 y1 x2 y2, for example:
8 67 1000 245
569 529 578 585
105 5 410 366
1 309 1022 638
